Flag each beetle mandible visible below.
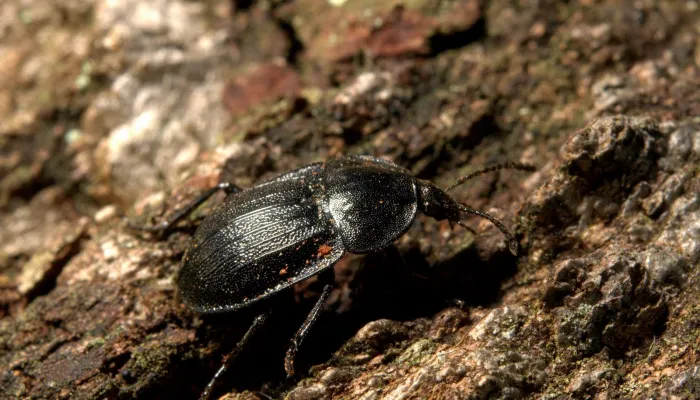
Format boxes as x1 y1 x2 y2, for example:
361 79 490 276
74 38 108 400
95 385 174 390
130 155 535 399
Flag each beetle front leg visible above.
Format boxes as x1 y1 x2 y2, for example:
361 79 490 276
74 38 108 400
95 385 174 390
284 284 333 377
127 182 242 236
200 310 271 400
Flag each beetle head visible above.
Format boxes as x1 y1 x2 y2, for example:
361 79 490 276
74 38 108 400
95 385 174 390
417 181 461 222
417 180 519 256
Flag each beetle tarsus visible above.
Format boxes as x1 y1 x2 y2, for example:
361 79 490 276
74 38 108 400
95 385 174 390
124 217 169 236
284 284 333 377
284 340 298 377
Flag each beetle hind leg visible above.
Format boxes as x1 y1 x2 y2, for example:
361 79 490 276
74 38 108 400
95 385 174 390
199 310 271 400
126 182 242 237
284 284 333 377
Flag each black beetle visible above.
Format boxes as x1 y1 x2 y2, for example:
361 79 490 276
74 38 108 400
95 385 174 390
130 155 534 399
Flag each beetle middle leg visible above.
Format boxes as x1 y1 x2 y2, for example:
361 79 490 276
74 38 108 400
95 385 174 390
127 182 242 235
284 284 334 377
200 310 271 400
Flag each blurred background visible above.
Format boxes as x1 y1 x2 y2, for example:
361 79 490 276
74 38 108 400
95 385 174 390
1 1 699 399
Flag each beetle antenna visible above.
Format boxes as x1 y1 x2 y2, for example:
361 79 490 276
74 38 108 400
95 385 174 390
456 220 477 235
446 162 536 192
457 204 519 256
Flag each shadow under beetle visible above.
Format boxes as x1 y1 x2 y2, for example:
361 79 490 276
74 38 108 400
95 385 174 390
129 155 535 399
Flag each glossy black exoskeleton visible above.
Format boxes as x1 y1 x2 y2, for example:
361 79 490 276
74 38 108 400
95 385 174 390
129 155 535 399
